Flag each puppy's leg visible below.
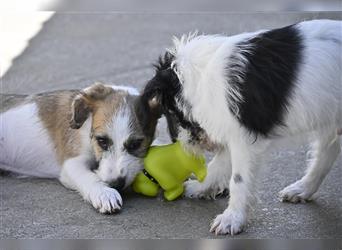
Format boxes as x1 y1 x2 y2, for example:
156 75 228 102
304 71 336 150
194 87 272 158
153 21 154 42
184 147 231 199
60 156 122 213
279 130 340 203
210 138 262 235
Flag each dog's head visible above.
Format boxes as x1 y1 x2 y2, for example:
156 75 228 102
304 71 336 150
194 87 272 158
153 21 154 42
70 83 152 190
130 53 216 155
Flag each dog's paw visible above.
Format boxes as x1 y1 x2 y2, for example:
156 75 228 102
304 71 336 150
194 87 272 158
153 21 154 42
184 179 208 198
210 209 246 235
184 179 228 199
88 186 123 213
279 180 314 203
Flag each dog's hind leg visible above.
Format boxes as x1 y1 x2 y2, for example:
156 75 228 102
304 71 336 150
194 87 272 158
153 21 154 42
279 129 341 203
184 147 231 199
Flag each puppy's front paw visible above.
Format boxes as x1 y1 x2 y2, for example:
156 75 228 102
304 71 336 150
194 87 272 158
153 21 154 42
184 179 208 199
279 180 314 203
184 179 228 199
210 209 246 235
88 186 123 214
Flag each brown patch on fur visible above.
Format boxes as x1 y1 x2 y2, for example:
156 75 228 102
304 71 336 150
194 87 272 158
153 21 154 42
36 83 128 164
35 90 82 164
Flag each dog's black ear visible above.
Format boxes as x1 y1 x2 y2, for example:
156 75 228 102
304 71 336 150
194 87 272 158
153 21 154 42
147 93 162 112
70 95 91 129
165 112 179 142
142 81 163 117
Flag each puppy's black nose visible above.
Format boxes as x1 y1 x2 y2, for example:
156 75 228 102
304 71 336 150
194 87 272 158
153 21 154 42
109 177 126 191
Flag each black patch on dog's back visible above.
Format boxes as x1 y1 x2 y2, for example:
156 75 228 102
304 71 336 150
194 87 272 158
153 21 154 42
228 25 303 137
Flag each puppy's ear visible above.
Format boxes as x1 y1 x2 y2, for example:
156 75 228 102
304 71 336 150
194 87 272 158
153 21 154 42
141 86 163 118
147 91 179 142
70 82 113 129
165 113 179 142
82 82 113 100
70 94 91 129
148 94 162 111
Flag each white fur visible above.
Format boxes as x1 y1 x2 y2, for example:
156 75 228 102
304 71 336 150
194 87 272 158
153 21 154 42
0 103 60 178
171 20 341 235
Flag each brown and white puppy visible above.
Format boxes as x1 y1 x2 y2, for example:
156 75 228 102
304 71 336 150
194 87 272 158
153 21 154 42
0 83 155 213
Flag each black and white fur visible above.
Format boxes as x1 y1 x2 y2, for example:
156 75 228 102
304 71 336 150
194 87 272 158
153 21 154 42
134 20 342 235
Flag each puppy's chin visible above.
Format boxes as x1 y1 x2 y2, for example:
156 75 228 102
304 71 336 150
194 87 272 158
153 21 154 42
123 158 144 188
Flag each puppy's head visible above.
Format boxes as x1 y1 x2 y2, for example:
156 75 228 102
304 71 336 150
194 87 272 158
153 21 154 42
130 53 216 155
70 83 151 190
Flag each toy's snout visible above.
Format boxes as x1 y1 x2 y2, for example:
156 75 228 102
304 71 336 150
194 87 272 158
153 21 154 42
132 172 159 197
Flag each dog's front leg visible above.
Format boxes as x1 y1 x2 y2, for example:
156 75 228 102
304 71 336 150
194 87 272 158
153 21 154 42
59 156 122 213
210 138 262 235
184 147 231 199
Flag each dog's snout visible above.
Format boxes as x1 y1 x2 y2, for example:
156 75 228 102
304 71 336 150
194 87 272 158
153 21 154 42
109 177 126 191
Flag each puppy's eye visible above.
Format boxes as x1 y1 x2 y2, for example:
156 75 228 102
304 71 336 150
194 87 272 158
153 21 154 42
96 136 112 151
124 138 144 152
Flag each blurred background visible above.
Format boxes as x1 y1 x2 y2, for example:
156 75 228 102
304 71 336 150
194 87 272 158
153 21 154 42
0 0 341 239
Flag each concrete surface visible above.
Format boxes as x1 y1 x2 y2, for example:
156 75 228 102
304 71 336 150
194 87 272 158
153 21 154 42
1 12 341 239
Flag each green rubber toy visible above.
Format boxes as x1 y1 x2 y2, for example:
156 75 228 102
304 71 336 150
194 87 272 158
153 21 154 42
132 141 207 201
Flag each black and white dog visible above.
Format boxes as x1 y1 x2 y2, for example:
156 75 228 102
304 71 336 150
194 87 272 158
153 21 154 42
131 20 342 235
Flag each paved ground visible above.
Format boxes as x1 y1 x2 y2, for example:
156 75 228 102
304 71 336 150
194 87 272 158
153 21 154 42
1 12 341 239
